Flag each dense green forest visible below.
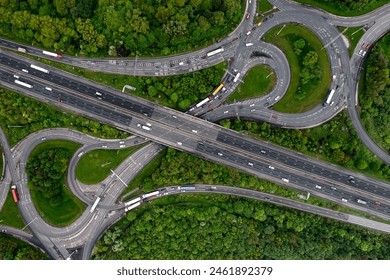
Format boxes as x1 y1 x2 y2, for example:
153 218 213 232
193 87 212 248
0 0 243 56
220 111 390 181
0 88 128 145
360 33 390 153
26 148 71 205
0 235 47 260
93 197 390 259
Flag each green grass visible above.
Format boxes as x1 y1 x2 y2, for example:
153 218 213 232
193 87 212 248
294 0 389 16
28 140 85 226
263 24 331 113
255 0 277 21
227 65 276 102
339 27 365 56
30 56 227 111
0 190 25 228
0 147 3 180
120 149 166 198
76 145 145 185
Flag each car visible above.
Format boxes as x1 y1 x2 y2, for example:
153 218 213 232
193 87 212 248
13 75 19 79
146 123 152 127
172 115 177 118
78 151 84 157
210 186 217 190
374 201 381 205
119 145 125 148
275 95 280 101
365 43 371 49
57 98 64 102
251 26 256 31
250 104 255 107
97 96 102 100
119 141 125 144
224 111 229 114
45 87 52 91
282 178 289 183
218 152 223 156
101 145 108 148
257 22 262 27
315 185 322 189
331 186 337 190
1 230 7 233
192 129 198 133
362 51 367 56
358 49 363 55
268 165 275 170
260 149 266 154
248 162 253 166
246 13 250 19
198 141 204 145
251 109 256 112
341 198 348 202
177 142 182 146
22 69 28 73
246 30 251 36
41 137 46 141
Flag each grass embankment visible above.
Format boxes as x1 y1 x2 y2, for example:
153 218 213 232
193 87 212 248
255 0 276 21
263 24 331 113
76 145 145 185
228 65 276 102
28 140 85 226
120 149 166 199
338 27 365 56
0 191 25 228
295 0 389 16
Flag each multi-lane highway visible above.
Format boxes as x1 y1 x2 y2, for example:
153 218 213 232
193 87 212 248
0 0 390 260
1 48 390 221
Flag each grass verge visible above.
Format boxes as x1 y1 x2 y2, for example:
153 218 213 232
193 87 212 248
294 0 389 16
76 145 145 185
227 65 275 102
339 27 365 56
120 149 166 199
263 23 331 113
0 190 25 228
28 140 85 227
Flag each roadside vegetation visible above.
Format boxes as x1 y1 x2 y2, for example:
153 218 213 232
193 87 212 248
263 24 331 113
76 145 145 185
121 149 167 199
32 58 227 111
0 88 128 146
227 65 276 102
0 0 243 57
220 110 390 181
0 235 47 260
360 33 390 153
0 191 25 228
338 27 365 56
295 0 389 16
26 140 85 226
255 0 276 21
93 194 390 259
121 147 387 223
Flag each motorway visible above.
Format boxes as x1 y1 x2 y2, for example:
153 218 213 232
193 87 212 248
2 126 390 260
0 0 390 259
1 48 390 221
